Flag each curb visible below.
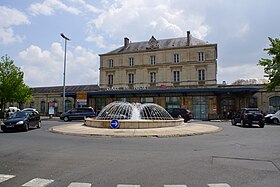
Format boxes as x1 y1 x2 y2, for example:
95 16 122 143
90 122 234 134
49 123 223 138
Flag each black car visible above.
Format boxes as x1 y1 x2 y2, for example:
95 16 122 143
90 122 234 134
231 108 265 128
167 108 192 122
1 110 41 132
60 107 96 122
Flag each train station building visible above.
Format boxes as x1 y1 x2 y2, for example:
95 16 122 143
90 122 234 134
26 32 280 119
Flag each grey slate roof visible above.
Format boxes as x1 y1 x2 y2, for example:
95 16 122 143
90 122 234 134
104 36 209 55
32 84 99 94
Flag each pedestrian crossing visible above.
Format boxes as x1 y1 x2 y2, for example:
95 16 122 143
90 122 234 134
0 173 231 187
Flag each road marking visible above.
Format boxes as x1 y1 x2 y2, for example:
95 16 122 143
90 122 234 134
208 184 231 187
0 174 16 183
117 185 141 187
22 178 54 187
164 185 187 187
68 182 92 187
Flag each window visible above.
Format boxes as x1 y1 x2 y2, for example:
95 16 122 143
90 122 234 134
166 97 180 109
128 73 134 84
198 69 205 80
173 54 180 63
40 101 45 113
198 52 204 61
150 55 156 65
129 57 134 66
65 100 72 111
140 97 154 103
150 72 156 83
108 75 113 85
173 71 180 82
108 59 114 67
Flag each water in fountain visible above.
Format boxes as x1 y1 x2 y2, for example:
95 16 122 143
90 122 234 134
96 101 173 120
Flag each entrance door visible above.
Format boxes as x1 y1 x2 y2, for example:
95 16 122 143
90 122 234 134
193 96 208 120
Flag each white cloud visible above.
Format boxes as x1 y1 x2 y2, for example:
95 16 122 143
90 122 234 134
0 6 30 44
18 43 99 87
29 0 81 16
218 64 264 84
86 0 209 47
85 34 106 48
72 0 102 13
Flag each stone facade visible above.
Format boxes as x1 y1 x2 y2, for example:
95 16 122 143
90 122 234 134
16 33 280 120
99 32 217 90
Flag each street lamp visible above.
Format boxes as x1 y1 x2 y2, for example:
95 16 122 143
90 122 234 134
60 33 70 112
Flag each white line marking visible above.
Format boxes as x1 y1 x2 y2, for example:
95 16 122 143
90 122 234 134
68 182 92 187
208 183 231 187
164 185 187 187
117 185 141 187
0 174 16 183
22 178 54 187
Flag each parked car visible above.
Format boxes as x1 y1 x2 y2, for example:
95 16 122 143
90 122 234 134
231 108 265 128
167 108 192 122
265 110 280 124
60 107 96 122
4 107 20 118
1 110 41 132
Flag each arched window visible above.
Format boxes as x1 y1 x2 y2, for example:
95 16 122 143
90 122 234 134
40 101 46 113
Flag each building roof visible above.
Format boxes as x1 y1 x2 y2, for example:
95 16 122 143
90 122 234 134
32 84 99 94
103 36 210 55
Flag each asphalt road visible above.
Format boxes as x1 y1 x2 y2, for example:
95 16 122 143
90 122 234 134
0 119 280 187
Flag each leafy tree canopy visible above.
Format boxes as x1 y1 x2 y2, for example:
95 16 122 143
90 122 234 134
258 37 280 90
0 54 32 110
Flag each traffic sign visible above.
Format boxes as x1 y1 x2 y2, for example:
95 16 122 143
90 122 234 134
110 119 120 129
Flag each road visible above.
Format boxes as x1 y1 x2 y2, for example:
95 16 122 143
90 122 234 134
0 119 280 187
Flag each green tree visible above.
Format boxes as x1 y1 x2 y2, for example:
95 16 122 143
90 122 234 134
0 54 32 110
258 37 280 90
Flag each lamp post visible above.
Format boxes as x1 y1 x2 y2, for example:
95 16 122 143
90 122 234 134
60 33 70 112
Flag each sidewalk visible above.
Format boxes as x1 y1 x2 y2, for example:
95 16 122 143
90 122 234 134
49 122 223 138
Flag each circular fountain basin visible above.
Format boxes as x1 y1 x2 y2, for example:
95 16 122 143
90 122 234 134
84 101 184 129
85 118 184 129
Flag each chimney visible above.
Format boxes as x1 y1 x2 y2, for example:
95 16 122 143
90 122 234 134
187 31 190 46
124 37 129 48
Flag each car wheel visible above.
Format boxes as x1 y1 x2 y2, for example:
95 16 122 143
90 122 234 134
23 123 29 131
63 116 69 122
231 119 236 125
37 121 41 128
241 120 246 127
273 118 279 124
259 123 265 128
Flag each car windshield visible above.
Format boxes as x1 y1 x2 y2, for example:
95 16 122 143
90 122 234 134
247 110 261 114
9 111 28 119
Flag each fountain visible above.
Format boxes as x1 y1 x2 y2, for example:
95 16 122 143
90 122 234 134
85 101 184 129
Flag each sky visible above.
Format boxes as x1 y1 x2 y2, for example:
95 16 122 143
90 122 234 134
0 0 279 87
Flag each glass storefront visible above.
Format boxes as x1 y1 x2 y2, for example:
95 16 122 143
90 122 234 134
166 97 180 109
193 96 208 120
95 98 106 114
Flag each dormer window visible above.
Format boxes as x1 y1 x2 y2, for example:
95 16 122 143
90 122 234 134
146 36 159 49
